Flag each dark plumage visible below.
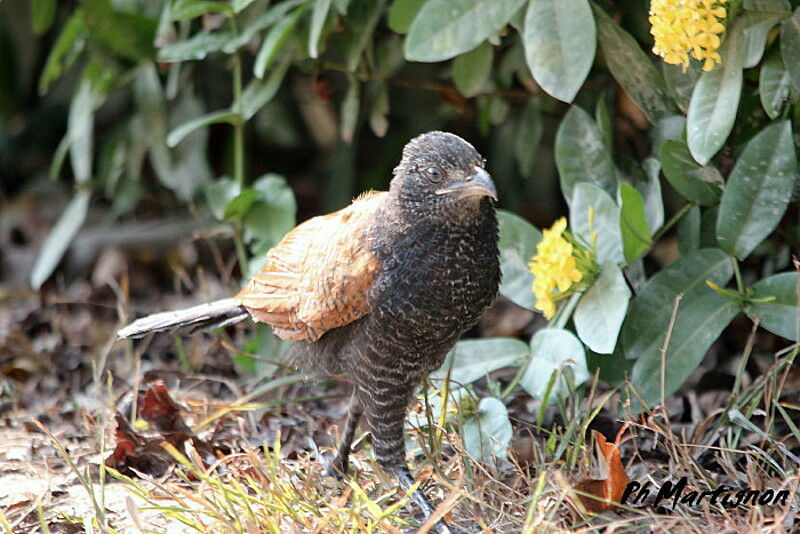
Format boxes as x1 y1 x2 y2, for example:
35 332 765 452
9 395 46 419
118 131 500 530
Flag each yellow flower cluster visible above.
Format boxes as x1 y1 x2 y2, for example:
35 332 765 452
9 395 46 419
528 218 584 320
649 0 727 72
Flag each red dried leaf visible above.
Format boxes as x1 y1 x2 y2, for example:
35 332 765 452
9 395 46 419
573 429 631 513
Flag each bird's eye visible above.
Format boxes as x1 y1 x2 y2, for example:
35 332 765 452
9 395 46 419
425 167 442 182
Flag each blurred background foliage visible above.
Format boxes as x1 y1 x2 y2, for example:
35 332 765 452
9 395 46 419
2 0 800 458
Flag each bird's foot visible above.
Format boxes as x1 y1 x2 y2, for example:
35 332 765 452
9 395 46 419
393 466 455 534
323 453 349 480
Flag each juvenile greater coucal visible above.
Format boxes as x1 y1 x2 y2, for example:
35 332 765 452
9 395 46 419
119 131 501 530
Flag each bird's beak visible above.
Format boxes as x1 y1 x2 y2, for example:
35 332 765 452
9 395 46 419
435 167 498 201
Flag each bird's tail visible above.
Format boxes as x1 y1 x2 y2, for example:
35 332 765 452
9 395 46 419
117 298 248 339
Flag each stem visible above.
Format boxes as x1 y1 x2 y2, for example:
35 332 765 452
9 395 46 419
651 202 695 244
232 53 245 188
732 256 744 293
552 291 582 330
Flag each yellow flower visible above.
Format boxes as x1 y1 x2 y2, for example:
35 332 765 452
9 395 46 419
649 0 727 72
528 218 592 319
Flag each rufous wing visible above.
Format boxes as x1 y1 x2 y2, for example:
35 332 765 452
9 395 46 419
234 191 386 342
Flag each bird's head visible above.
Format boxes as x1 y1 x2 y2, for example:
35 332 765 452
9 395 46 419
391 131 497 216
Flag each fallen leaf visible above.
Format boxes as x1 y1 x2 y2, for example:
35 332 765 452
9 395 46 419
573 428 631 513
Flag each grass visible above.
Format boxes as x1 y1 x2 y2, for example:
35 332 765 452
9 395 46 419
11 337 796 534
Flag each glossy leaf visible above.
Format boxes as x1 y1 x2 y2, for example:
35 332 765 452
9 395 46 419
781 8 800 92
746 272 800 341
677 205 701 254
254 5 306 78
167 110 243 147
453 41 493 97
621 248 734 363
308 0 333 58
497 210 541 311
686 22 745 165
434 338 529 387
462 397 512 462
659 139 724 205
30 190 91 289
631 294 739 407
662 61 701 113
521 328 589 400
759 48 792 119
555 106 616 203
171 0 233 20
743 0 788 67
716 121 797 259
522 0 595 103
388 0 426 33
68 79 101 185
570 183 623 265
243 174 297 259
574 262 631 354
619 184 651 262
404 0 525 62
592 4 675 122
158 31 233 62
641 157 665 233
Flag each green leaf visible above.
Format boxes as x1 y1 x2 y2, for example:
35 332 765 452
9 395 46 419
243 56 290 119
521 328 589 400
232 0 257 13
171 0 234 20
686 22 745 165
340 78 360 143
746 272 800 341
641 157 665 233
254 5 306 78
158 31 233 62
677 205 701 254
32 0 57 34
30 190 91 289
592 3 675 122
343 0 385 71
462 397 512 462
716 121 797 259
243 174 297 257
68 78 104 185
742 2 787 68
226 0 306 52
497 210 542 311
39 10 87 94
205 178 241 220
388 0 426 34
83 0 157 62
780 8 800 93
224 189 259 221
759 47 792 119
659 139 724 205
453 41 493 97
555 106 616 203
522 0 595 103
167 110 243 147
514 100 543 177
569 183 623 265
308 0 334 58
433 338 529 387
404 0 525 62
574 262 631 354
621 248 734 363
595 95 612 148
619 183 652 262
662 61 702 113
630 294 739 407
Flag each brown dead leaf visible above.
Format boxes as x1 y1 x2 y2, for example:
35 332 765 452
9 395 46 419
573 429 631 513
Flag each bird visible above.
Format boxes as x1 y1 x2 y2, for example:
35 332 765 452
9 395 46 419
118 131 501 530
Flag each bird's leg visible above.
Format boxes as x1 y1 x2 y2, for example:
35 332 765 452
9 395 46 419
326 392 362 478
362 388 453 533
